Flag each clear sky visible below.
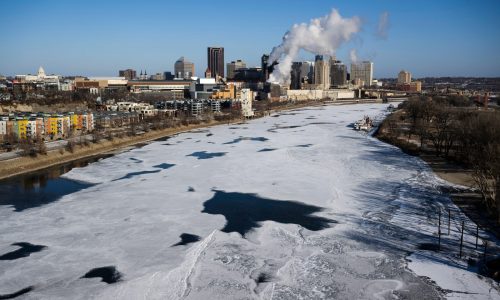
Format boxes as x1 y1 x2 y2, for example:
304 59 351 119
1 0 499 78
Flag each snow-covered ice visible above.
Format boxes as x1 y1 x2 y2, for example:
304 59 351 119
0 103 499 299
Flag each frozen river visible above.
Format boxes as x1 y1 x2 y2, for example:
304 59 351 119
0 103 499 299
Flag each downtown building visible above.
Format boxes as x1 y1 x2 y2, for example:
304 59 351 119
330 60 348 88
350 61 373 87
226 60 246 80
118 69 137 80
314 55 330 90
174 57 195 79
207 47 224 79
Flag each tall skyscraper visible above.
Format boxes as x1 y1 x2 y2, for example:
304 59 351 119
290 62 303 90
207 47 224 78
226 60 246 80
119 69 136 80
350 61 373 87
398 70 412 84
261 54 270 82
330 60 347 88
174 57 195 79
314 55 330 90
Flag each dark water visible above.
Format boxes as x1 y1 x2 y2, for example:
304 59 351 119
0 156 108 212
0 242 47 260
223 137 269 144
82 266 122 284
295 144 313 148
186 151 226 160
0 286 34 299
112 169 161 181
258 148 277 152
202 190 335 236
172 233 201 246
152 163 175 170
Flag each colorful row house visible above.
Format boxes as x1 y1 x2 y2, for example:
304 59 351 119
0 112 94 141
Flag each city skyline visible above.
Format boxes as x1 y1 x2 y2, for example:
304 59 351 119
1 0 499 78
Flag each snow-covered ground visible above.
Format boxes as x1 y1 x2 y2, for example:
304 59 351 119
0 103 499 299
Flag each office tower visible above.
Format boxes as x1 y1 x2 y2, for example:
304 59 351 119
226 60 246 80
261 54 270 82
330 60 347 87
119 69 136 80
314 55 330 90
207 47 225 78
174 57 195 79
350 61 374 87
290 62 303 90
398 70 412 84
300 61 314 84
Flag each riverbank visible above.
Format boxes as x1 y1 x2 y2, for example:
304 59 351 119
0 121 225 181
375 110 500 238
0 100 331 181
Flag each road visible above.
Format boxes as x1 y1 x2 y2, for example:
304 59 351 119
0 134 92 161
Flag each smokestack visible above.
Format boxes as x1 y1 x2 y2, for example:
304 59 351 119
268 9 362 84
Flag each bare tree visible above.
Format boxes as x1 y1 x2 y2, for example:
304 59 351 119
35 133 47 155
466 112 500 221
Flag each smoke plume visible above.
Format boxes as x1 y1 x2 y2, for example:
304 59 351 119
268 9 361 84
349 49 358 64
376 12 389 39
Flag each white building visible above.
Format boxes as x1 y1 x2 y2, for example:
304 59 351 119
60 79 75 91
88 77 128 86
286 89 355 101
0 119 7 136
26 120 37 137
240 88 254 117
15 66 61 89
350 61 373 87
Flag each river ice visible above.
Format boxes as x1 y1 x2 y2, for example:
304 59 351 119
0 103 498 299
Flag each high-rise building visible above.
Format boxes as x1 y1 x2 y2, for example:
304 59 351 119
300 61 314 84
226 60 246 80
330 60 347 88
118 69 136 80
398 70 412 84
174 57 195 79
207 47 224 78
350 61 373 87
290 62 303 90
261 54 270 82
314 55 330 90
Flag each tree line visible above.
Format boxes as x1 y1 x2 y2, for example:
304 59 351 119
380 95 500 222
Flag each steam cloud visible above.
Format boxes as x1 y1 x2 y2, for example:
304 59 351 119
376 12 389 39
268 9 362 84
349 49 358 64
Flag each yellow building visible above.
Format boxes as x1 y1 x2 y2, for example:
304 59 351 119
210 84 238 99
70 114 84 131
17 119 28 139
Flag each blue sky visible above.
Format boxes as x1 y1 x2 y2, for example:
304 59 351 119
1 0 499 78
